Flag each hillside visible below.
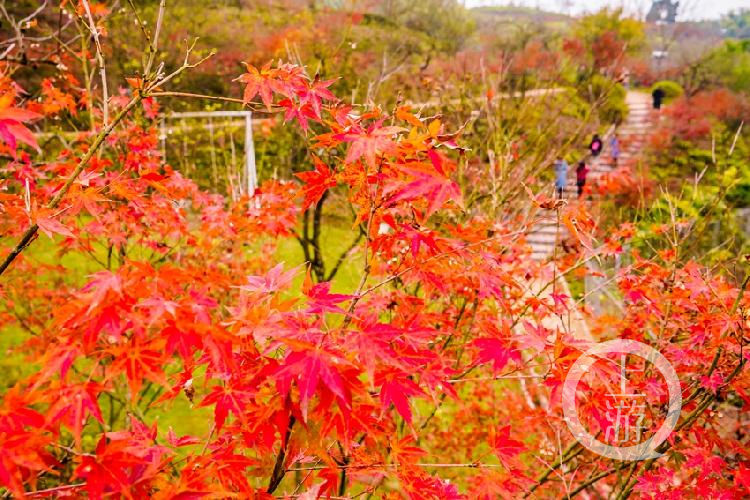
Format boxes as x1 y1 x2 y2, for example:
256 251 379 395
471 4 572 28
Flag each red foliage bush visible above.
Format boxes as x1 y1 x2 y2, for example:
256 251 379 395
654 89 750 147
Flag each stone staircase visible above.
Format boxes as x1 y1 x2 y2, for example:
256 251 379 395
528 92 654 261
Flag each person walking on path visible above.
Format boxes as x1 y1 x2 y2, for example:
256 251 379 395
589 134 603 157
652 87 665 110
609 134 620 166
554 156 568 199
576 161 589 198
619 67 631 89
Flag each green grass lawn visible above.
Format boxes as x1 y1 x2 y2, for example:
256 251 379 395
275 222 364 293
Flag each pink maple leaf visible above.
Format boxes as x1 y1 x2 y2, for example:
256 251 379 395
237 263 300 294
473 337 520 373
700 372 723 393
36 216 75 239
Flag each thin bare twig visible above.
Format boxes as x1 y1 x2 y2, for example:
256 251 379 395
80 0 109 124
144 0 166 77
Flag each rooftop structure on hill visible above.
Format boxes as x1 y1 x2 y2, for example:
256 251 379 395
646 0 679 24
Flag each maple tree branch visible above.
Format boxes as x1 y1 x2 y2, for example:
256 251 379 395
144 0 165 77
151 39 215 89
448 373 545 383
525 440 583 496
0 56 59 67
359 229 528 298
80 0 108 124
310 192 328 281
126 0 152 48
199 423 216 456
0 2 26 56
341 168 384 328
267 415 296 493
150 91 245 105
683 347 723 405
286 462 505 471
731 274 750 315
325 228 364 282
0 96 142 278
568 466 621 497
23 483 86 497
616 461 639 497
150 91 288 115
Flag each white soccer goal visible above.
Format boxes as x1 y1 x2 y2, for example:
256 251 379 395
159 110 257 201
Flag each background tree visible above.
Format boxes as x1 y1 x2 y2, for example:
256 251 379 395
723 8 750 39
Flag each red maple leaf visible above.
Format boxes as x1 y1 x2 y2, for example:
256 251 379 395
295 156 337 210
0 92 41 156
106 339 169 400
634 466 673 494
80 270 123 313
73 432 169 499
388 166 463 218
300 75 338 119
199 380 256 431
0 431 56 497
46 382 105 448
376 368 424 424
236 63 278 110
236 62 307 110
516 321 550 353
490 425 525 467
166 427 201 448
275 343 352 421
137 295 179 326
337 123 404 167
700 372 723 393
396 223 441 258
736 462 750 491
304 279 354 314
278 98 318 131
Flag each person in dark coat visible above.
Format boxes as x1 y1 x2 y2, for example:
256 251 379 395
589 134 603 157
652 87 666 110
576 161 589 198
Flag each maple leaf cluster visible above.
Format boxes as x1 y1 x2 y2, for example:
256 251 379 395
236 61 337 130
0 43 748 500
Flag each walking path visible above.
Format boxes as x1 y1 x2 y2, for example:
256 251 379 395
527 92 653 260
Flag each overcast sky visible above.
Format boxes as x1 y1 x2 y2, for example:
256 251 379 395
465 0 748 20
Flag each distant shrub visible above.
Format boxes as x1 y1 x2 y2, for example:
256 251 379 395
584 74 628 124
650 80 684 102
